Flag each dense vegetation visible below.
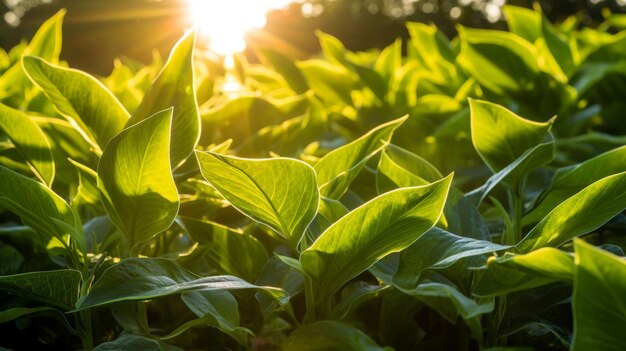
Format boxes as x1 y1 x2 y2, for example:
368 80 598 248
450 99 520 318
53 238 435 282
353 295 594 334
0 5 625 350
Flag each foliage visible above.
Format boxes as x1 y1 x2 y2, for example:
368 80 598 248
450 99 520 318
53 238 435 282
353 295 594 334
1 6 625 350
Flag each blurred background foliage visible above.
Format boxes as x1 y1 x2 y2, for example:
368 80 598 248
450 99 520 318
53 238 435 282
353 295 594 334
1 0 626 75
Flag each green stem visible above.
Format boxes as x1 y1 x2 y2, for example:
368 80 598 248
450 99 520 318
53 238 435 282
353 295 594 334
303 276 316 324
80 310 94 351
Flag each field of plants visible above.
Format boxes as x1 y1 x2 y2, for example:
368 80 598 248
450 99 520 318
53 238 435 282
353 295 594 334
0 5 625 350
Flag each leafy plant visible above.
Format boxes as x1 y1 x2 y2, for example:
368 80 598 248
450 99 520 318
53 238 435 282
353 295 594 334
1 5 625 351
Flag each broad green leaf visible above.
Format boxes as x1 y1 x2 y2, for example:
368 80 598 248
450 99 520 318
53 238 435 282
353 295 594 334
93 334 183 351
458 27 538 95
98 109 179 248
393 228 509 291
0 165 83 251
411 281 494 320
195 152 318 247
474 248 574 297
0 10 64 99
572 239 626 351
301 174 452 300
22 56 129 151
0 103 54 185
0 269 82 310
331 282 390 320
76 258 287 310
282 321 392 351
525 145 626 225
127 30 200 168
376 143 442 193
470 99 554 174
178 291 251 345
297 59 354 105
503 5 540 43
374 39 402 85
466 142 554 205
316 116 407 199
517 172 626 253
542 13 576 77
406 22 457 83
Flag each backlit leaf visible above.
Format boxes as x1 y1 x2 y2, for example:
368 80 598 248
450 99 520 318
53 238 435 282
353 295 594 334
571 239 626 351
98 109 179 248
76 258 287 310
316 116 407 199
0 269 82 310
301 174 452 300
0 103 54 185
195 152 318 247
127 30 200 168
517 171 626 253
23 55 129 151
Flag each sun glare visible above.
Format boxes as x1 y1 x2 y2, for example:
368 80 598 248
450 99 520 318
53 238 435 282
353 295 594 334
187 0 296 56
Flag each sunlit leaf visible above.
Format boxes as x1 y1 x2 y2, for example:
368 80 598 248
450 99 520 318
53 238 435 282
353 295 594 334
127 30 200 168
474 248 574 297
516 171 626 253
76 258 287 310
0 103 54 185
301 174 452 300
0 165 83 251
98 109 179 248
195 152 318 247
571 239 626 351
393 228 509 291
524 145 626 225
22 55 129 151
470 98 554 174
316 116 407 199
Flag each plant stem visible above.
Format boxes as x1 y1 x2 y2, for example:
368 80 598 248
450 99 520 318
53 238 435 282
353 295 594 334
303 276 316 324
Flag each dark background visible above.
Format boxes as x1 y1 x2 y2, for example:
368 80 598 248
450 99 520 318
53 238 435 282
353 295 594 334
1 0 624 76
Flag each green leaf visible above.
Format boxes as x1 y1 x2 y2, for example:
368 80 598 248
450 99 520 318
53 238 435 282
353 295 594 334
282 321 392 351
466 142 554 205
301 174 452 300
376 143 442 193
316 116 407 199
503 5 540 43
393 228 509 291
474 248 574 297
195 152 318 247
411 281 494 320
525 145 626 225
68 159 100 211
0 10 64 99
178 291 251 345
22 55 129 151
458 27 538 95
0 165 83 251
470 99 554 174
572 239 626 351
76 258 287 310
0 270 82 310
98 109 179 248
0 103 54 185
517 171 626 253
93 334 183 351
127 30 200 169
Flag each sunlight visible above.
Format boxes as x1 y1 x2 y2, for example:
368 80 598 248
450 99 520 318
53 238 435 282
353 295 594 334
187 0 296 56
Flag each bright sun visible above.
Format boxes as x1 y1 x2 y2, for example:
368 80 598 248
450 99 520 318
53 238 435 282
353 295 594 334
187 0 296 56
